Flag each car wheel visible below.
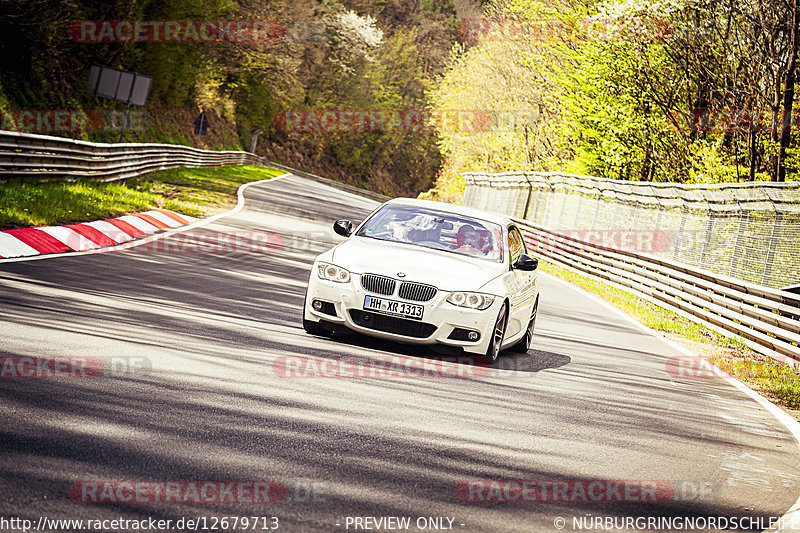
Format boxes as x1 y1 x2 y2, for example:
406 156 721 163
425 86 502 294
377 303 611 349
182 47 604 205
510 297 538 353
302 297 330 337
486 302 508 362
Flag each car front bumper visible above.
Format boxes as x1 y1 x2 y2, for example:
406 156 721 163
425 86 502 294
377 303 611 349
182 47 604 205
303 272 502 355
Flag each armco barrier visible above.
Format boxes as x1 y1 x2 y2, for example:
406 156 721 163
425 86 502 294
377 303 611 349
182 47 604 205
463 172 800 290
0 130 264 182
462 171 800 365
513 218 800 366
0 130 392 203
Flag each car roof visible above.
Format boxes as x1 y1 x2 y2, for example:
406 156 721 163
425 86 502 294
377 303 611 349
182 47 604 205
383 197 514 227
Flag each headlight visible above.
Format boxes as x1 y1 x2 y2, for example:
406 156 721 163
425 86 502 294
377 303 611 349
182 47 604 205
317 262 351 283
446 292 495 310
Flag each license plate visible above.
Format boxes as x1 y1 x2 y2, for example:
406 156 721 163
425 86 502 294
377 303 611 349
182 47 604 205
364 295 424 320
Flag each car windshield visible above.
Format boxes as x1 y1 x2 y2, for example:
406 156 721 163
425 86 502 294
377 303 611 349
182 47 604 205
356 204 503 262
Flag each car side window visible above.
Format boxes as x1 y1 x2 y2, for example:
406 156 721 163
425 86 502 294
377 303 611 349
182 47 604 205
508 226 526 264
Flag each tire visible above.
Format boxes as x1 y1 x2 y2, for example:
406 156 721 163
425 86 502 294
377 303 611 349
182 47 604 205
486 302 508 362
303 317 329 336
510 297 538 353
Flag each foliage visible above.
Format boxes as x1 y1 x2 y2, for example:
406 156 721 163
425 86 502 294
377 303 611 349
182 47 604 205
5 0 796 198
261 4 459 196
423 0 800 200
0 0 472 196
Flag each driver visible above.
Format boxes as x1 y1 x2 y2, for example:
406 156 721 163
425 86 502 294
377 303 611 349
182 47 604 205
453 225 494 255
454 224 478 251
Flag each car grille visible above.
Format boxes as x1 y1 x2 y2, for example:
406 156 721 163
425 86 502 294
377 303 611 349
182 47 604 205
349 310 436 339
360 274 396 296
398 281 437 302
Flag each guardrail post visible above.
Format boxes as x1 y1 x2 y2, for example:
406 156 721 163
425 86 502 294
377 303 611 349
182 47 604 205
672 205 688 260
591 191 603 230
729 208 748 278
700 211 716 266
611 198 623 231
521 173 533 220
761 212 784 286
654 202 664 238
574 190 585 228
532 175 550 224
541 181 554 227
630 199 640 232
557 185 569 228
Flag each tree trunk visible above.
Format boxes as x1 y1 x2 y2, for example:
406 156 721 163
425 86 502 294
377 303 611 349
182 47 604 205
749 127 757 181
777 0 799 182
770 85 782 179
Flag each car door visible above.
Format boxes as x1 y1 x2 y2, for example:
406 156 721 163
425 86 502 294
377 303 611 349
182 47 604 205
505 225 537 340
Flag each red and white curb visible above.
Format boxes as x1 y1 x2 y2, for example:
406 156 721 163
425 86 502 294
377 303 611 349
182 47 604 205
0 209 197 259
0 174 291 263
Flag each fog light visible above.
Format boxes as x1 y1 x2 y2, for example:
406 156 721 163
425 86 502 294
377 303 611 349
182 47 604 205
312 300 323 310
447 328 480 342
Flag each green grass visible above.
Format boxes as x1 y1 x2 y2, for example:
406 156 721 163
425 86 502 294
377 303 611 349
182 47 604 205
0 165 285 230
540 259 800 412
710 355 800 409
539 260 744 348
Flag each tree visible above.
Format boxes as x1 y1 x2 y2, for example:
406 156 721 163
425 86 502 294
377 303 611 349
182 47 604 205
777 0 799 181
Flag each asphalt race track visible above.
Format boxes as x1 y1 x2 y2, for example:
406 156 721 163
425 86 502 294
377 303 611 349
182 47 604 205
1 175 798 533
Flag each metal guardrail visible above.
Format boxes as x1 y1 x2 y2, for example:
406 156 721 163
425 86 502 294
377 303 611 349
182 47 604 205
4 128 793 363
0 130 264 182
0 130 392 204
514 218 800 366
463 172 800 290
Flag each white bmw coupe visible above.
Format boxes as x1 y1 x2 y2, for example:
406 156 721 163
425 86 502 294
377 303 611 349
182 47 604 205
302 198 540 362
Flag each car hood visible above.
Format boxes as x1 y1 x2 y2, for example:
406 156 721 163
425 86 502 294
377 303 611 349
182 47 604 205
327 236 505 292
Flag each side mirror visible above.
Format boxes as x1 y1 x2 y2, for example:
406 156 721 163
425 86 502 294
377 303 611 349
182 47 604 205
333 219 353 237
513 254 538 271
